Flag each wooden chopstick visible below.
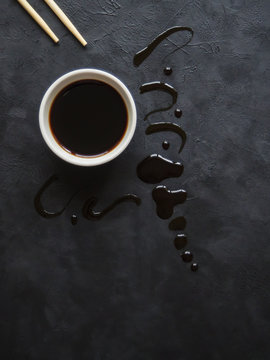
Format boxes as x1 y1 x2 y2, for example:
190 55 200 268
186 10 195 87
17 0 59 43
44 0 87 47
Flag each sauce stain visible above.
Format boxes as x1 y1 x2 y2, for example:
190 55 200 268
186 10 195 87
140 82 178 120
34 175 76 219
169 216 186 231
146 122 186 153
174 234 187 250
191 263 199 272
162 140 170 150
137 154 183 184
152 185 187 219
82 194 141 220
174 109 182 118
71 214 78 225
181 250 193 263
134 26 194 66
164 67 172 75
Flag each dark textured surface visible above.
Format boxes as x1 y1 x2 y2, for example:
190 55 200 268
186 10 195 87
1 0 270 359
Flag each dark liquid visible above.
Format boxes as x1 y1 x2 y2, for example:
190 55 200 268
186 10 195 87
146 122 186 153
181 250 193 263
137 154 183 184
174 234 187 250
83 194 141 220
140 82 178 121
164 67 172 75
152 185 187 219
71 214 78 225
174 109 182 118
169 216 186 230
191 263 199 272
34 175 76 219
133 26 194 66
162 140 170 150
50 80 128 157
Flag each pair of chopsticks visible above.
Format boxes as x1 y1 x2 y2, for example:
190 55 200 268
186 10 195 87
17 0 87 46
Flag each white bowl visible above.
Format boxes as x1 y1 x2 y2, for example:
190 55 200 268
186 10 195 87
39 69 137 166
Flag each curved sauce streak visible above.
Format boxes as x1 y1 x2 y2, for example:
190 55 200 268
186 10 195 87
145 122 186 153
140 82 178 121
82 194 141 220
134 26 194 66
34 175 76 219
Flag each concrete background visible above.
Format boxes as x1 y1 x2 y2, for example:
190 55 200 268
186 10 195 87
1 0 270 359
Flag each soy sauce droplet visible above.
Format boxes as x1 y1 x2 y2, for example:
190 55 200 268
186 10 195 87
181 250 193 262
162 140 170 150
169 216 186 231
164 67 172 75
71 214 78 225
191 263 198 272
137 154 183 184
175 109 182 118
174 234 187 250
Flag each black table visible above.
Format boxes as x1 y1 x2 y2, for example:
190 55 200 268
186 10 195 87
1 1 270 359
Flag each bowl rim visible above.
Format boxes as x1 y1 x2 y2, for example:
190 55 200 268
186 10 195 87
39 68 137 166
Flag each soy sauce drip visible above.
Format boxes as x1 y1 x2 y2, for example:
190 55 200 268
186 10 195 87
82 194 141 220
181 250 193 262
152 185 187 219
145 122 186 153
174 109 182 118
174 234 187 250
134 26 194 66
164 67 172 75
71 214 78 225
137 154 183 184
169 216 186 230
162 140 170 150
34 175 76 219
140 82 177 120
191 263 199 271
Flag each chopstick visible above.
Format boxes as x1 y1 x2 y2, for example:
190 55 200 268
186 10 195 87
44 0 87 47
17 0 59 43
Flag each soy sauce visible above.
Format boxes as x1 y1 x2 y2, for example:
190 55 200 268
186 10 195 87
49 80 128 157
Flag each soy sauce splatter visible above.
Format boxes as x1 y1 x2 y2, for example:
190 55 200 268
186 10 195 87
137 154 183 184
164 67 172 75
174 109 182 118
174 234 187 250
162 140 170 150
181 250 193 263
169 216 186 230
145 122 186 153
34 175 76 219
71 214 78 225
191 263 199 271
134 26 194 66
152 185 187 219
82 194 141 220
140 82 178 120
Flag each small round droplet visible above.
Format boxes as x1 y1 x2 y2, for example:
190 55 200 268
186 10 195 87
174 109 182 118
169 216 186 231
162 140 170 150
181 250 193 262
174 234 187 250
191 263 199 272
71 214 78 225
164 67 173 75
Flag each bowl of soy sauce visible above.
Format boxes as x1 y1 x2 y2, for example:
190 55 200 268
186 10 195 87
39 69 137 166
